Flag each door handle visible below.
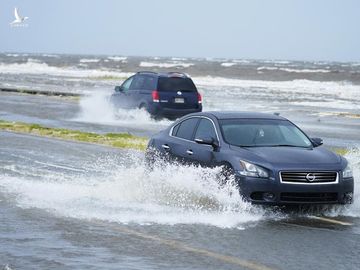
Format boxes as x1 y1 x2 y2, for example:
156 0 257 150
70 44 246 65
162 144 170 150
186 150 193 155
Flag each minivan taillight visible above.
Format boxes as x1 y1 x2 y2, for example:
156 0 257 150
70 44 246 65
197 92 202 104
152 90 160 102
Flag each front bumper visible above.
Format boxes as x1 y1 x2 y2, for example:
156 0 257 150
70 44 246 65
236 174 354 205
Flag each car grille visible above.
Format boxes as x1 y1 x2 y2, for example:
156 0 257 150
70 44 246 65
280 192 338 203
280 171 337 184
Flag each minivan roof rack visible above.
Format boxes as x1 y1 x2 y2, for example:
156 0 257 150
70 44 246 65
136 71 158 75
166 72 188 77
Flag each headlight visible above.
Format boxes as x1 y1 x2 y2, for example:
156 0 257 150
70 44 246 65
239 160 269 178
343 164 353 178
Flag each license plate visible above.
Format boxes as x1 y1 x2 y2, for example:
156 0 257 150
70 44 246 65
174 98 184 103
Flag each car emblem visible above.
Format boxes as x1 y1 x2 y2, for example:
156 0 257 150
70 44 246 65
177 91 182 95
306 173 316 182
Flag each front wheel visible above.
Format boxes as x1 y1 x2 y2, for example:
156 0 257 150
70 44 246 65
218 164 234 182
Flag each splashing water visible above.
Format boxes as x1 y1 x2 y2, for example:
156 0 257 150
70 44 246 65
1 144 358 228
323 147 360 217
0 153 267 229
74 91 172 131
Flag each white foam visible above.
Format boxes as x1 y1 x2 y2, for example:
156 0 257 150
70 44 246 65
5 53 19 57
171 57 187 61
324 148 360 217
140 61 194 68
261 60 291 64
79 58 100 63
257 66 278 71
221 62 237 67
257 66 331 73
0 156 265 228
41 54 60 58
107 56 127 62
74 91 171 130
0 60 133 78
193 76 360 110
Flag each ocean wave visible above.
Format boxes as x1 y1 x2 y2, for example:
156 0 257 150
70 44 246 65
139 61 194 68
0 60 133 78
41 54 60 58
79 58 100 63
221 62 237 67
257 66 332 73
107 56 127 62
171 57 187 61
261 60 291 64
193 76 360 102
5 53 20 57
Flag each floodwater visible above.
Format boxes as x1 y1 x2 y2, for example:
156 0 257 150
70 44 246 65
0 53 360 269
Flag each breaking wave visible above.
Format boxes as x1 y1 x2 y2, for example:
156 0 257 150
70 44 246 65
0 60 132 78
139 61 194 68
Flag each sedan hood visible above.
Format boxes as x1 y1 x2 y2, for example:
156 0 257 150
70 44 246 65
230 145 341 166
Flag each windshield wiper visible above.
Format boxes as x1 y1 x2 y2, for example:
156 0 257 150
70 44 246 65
268 144 310 148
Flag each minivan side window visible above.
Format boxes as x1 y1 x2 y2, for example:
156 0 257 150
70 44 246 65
194 119 217 140
121 76 134 92
143 76 157 90
130 75 156 90
174 118 199 140
130 75 145 90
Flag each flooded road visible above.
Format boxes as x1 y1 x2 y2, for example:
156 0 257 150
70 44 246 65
1 91 360 147
1 53 360 269
0 132 359 270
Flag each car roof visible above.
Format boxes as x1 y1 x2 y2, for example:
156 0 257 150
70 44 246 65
190 111 287 120
136 71 190 78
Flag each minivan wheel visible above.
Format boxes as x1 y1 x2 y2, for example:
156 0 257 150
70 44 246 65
139 103 148 112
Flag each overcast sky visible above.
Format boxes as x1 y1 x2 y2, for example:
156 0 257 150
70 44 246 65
1 0 359 61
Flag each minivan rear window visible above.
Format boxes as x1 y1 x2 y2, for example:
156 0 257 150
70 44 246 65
158 77 197 92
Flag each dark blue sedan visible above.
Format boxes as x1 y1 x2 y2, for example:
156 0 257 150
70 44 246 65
146 111 354 205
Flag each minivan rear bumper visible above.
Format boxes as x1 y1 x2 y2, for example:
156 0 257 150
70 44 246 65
148 104 202 119
237 175 354 205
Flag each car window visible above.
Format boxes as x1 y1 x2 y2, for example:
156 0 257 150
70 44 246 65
158 77 197 92
143 76 157 90
174 118 199 140
121 76 134 92
194 119 217 140
172 123 180 136
130 75 145 90
220 119 312 147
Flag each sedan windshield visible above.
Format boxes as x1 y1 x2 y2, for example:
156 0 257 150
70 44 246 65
219 119 313 148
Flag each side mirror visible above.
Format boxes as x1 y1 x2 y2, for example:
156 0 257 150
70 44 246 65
115 86 123 92
311 137 323 147
195 137 219 150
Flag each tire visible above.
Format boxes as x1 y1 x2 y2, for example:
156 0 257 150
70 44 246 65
139 103 148 112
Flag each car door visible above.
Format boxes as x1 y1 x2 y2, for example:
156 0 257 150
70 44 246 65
128 75 146 108
187 118 219 167
165 117 200 164
112 76 134 109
